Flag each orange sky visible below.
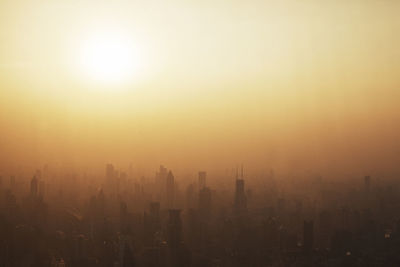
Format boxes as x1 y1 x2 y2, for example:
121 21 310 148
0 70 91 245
0 0 399 176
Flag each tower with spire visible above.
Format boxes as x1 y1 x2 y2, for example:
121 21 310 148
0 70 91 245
234 164 247 215
166 171 175 209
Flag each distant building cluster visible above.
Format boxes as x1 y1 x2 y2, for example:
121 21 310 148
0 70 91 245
0 165 399 266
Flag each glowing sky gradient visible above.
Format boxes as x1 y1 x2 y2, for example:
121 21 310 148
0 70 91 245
0 0 399 176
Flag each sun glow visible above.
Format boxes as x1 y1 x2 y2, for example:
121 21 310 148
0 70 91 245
79 31 141 84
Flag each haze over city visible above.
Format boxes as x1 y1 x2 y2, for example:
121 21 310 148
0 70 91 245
0 0 400 266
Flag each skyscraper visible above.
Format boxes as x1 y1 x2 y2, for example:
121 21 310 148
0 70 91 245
155 165 168 200
198 187 212 219
167 209 182 249
198 171 206 190
167 209 191 267
166 171 175 209
30 176 38 197
234 165 247 215
150 202 160 219
303 220 314 253
105 163 116 195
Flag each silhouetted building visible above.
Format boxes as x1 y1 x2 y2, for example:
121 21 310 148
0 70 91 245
120 201 129 234
166 209 190 267
303 220 314 253
166 171 175 209
30 176 38 197
199 187 212 219
167 209 182 248
150 202 160 219
198 171 206 190
149 202 161 236
106 164 115 180
118 235 135 267
234 166 247 215
155 165 168 200
185 183 196 210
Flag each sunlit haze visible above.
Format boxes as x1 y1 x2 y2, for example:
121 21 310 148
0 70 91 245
0 0 399 174
1 1 400 266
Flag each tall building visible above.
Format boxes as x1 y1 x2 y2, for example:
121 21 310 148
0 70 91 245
198 171 206 190
166 209 191 267
106 164 115 180
167 209 182 249
150 202 161 231
150 202 160 219
198 187 212 219
30 176 38 197
234 166 247 214
121 242 135 267
166 171 175 209
144 202 161 246
303 220 314 253
120 201 129 234
97 189 106 218
185 183 196 210
155 165 168 200
105 163 116 194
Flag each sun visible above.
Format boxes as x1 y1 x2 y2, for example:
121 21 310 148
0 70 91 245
79 31 141 84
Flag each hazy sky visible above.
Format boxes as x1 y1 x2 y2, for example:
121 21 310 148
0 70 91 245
0 0 399 175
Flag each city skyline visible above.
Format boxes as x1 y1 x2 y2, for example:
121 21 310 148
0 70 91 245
0 1 399 266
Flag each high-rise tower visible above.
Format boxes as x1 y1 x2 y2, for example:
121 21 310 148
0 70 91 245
303 220 314 253
198 171 206 190
234 165 247 215
166 171 175 209
30 176 38 197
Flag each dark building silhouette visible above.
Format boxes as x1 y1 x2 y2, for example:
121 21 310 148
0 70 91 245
234 166 247 215
3 164 400 266
120 201 129 234
121 242 135 267
150 202 160 219
198 171 206 190
166 209 190 267
198 187 212 219
185 183 196 210
106 164 115 180
155 165 168 200
303 220 314 253
30 176 38 197
148 202 161 239
166 171 175 209
167 209 182 248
